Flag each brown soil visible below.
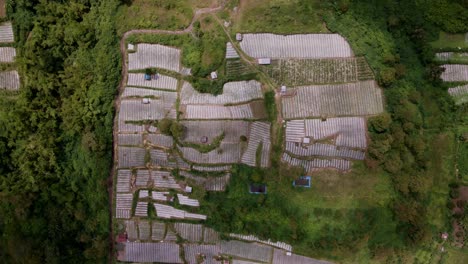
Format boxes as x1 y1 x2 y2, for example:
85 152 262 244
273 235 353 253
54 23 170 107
451 186 468 248
0 0 6 17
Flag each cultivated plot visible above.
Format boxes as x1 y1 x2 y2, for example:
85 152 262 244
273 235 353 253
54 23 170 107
441 64 468 82
240 33 353 59
128 44 181 72
282 80 384 119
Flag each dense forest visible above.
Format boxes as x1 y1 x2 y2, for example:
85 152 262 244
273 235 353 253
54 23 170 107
0 0 467 263
0 0 121 262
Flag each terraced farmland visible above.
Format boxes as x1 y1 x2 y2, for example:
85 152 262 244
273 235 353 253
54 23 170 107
0 22 14 43
113 30 380 264
240 33 353 58
282 80 384 119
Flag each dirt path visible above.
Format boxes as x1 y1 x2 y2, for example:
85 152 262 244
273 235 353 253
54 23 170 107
108 2 225 262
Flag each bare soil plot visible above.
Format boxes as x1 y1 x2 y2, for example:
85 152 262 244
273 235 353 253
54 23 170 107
240 33 353 59
0 0 6 18
282 80 384 119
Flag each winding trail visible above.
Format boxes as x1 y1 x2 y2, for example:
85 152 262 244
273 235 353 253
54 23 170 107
108 3 225 262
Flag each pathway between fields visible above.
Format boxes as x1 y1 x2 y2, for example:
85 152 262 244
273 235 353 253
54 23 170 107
108 2 225 262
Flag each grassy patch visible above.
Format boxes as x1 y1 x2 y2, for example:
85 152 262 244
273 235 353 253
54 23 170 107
115 0 193 34
264 91 276 122
202 162 398 261
234 0 328 33
431 32 468 50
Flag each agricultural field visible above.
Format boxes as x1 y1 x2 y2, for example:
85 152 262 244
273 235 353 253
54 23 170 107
0 21 19 93
441 64 468 82
112 4 389 260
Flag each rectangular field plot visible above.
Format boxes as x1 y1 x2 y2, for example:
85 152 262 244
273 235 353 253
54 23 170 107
282 81 384 119
128 44 181 72
0 47 16 62
119 99 176 121
118 119 144 133
286 118 367 148
435 52 468 63
147 134 173 148
126 220 138 240
282 153 351 172
448 84 468 105
117 147 146 168
264 58 358 86
272 249 332 264
181 81 263 105
182 102 265 120
203 227 220 243
152 170 182 190
177 194 200 207
138 221 151 240
180 121 249 144
441 64 468 82
0 71 20 90
127 73 177 90
174 223 203 242
154 203 206 220
151 221 166 241
122 87 177 99
178 143 241 164
240 33 353 59
135 202 148 217
118 242 182 263
226 42 240 59
180 171 231 191
226 59 254 77
192 165 232 172
116 170 132 193
116 193 133 219
241 122 271 168
220 241 273 263
0 22 14 43
285 142 365 160
184 244 221 264
118 134 143 146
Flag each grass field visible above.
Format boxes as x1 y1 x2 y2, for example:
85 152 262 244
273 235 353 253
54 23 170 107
115 0 193 34
431 32 468 49
233 0 328 33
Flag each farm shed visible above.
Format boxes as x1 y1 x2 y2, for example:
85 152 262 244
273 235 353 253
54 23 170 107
236 33 242 41
210 71 218 79
258 58 271 65
249 184 267 194
293 176 311 188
